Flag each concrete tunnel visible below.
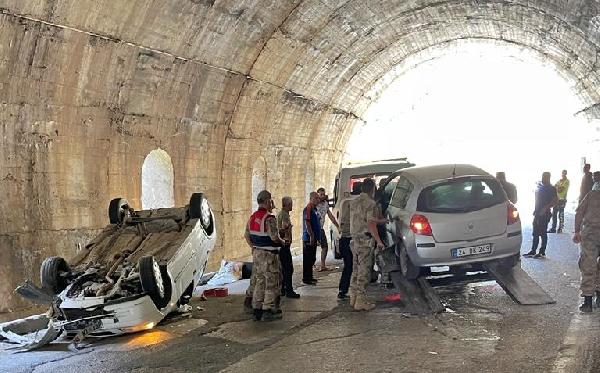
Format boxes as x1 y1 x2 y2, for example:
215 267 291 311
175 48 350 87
2 0 600 314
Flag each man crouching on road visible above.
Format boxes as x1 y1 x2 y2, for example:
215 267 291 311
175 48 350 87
573 189 600 312
349 178 388 311
244 190 283 321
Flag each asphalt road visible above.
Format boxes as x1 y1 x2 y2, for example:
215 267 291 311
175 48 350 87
1 213 598 373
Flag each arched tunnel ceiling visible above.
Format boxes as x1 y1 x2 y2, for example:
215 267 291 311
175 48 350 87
4 0 600 121
2 0 600 312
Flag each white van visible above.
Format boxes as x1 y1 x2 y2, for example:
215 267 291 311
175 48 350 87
330 158 415 254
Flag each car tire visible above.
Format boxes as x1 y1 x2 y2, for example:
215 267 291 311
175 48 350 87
398 244 420 280
40 256 70 294
108 198 130 225
189 193 214 233
139 256 172 309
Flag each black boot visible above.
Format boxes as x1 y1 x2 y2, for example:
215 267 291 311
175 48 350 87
261 309 283 322
596 291 600 308
244 296 253 314
253 308 263 321
580 296 593 313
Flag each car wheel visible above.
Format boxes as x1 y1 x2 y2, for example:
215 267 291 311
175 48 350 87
189 193 214 233
398 244 420 280
139 256 172 309
108 198 130 225
40 256 70 294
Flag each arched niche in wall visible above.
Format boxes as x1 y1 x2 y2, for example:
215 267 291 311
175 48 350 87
141 148 175 209
251 157 267 211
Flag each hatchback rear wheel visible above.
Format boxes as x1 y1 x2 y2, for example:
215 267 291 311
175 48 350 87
398 244 420 280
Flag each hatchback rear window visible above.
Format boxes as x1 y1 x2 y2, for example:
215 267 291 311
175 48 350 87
417 177 506 213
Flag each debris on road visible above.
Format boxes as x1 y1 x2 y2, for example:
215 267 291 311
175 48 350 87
0 313 60 350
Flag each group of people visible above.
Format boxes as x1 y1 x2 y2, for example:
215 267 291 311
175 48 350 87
242 163 600 320
242 179 388 321
502 163 600 312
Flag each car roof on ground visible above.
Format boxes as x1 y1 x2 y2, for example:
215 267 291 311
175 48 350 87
401 164 492 184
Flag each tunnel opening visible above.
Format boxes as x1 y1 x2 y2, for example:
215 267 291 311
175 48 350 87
345 40 598 215
141 148 175 210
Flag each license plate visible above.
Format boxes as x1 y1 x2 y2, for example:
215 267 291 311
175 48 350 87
451 244 492 258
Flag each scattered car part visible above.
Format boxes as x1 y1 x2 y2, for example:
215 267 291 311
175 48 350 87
0 313 61 350
14 280 54 305
202 288 229 297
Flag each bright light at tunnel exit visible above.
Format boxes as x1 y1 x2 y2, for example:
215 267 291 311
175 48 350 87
345 41 598 216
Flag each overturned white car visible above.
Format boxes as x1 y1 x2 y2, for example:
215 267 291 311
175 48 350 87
13 193 215 341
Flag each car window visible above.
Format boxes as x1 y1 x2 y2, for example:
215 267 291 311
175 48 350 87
390 176 413 209
377 175 400 211
417 177 506 213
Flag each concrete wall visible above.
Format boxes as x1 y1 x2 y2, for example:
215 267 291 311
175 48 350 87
1 0 600 312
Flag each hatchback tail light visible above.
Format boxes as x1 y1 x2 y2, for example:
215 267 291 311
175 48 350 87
507 203 519 225
410 214 433 236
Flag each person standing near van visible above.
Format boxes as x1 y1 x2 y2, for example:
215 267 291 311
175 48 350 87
496 172 518 204
549 170 570 233
316 187 339 271
349 178 387 311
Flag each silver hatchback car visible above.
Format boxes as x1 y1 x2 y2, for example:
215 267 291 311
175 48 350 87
379 164 522 279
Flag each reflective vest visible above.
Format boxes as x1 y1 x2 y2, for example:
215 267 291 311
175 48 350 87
248 208 280 251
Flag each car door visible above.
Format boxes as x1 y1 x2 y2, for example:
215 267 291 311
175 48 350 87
383 175 414 247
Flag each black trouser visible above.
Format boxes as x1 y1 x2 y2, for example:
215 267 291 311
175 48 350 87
303 240 317 282
338 237 353 295
532 212 552 254
550 199 567 231
279 243 294 294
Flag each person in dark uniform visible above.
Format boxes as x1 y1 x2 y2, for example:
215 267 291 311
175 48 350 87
496 172 518 204
523 172 557 258
302 192 321 285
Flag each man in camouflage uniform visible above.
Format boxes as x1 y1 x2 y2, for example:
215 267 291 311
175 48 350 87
244 190 283 321
349 178 387 311
573 189 600 312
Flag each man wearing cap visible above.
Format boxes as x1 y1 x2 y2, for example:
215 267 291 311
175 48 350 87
244 190 283 321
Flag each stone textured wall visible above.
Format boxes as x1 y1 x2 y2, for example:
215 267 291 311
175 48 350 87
1 0 600 312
